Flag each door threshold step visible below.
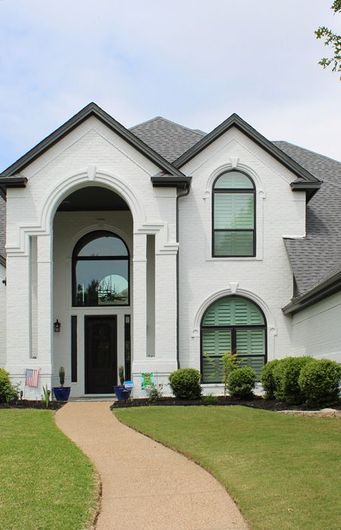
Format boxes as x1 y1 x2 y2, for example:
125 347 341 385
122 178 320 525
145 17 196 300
70 395 114 402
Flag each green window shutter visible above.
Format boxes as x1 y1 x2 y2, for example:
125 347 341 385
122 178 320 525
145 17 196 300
202 329 231 383
202 296 264 326
214 193 254 229
214 171 254 190
236 329 266 377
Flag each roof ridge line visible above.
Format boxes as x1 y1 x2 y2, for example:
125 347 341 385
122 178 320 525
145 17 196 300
131 115 206 137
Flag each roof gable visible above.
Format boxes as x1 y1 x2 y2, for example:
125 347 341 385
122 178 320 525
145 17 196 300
0 103 186 180
173 113 320 185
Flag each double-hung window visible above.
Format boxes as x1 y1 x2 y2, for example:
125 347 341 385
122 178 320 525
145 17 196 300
212 170 255 257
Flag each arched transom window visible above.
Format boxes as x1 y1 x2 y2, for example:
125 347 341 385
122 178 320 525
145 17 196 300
72 231 129 306
201 295 266 383
212 170 255 257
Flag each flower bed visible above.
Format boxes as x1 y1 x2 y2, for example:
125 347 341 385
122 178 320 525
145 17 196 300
111 395 341 410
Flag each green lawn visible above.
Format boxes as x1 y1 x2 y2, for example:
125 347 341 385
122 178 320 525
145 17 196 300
0 409 97 530
115 406 341 530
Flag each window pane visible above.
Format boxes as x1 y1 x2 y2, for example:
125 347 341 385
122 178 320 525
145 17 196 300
214 231 254 256
214 193 254 229
202 329 232 383
215 171 254 190
79 234 127 257
75 259 129 305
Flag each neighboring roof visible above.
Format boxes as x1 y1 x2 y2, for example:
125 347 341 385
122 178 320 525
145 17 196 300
276 141 341 297
0 103 187 184
130 116 205 163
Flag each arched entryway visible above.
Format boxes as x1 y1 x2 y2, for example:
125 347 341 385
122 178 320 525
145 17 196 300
52 185 134 395
201 295 267 383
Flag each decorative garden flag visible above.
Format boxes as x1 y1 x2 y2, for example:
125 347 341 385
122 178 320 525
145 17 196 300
141 372 154 389
25 369 40 388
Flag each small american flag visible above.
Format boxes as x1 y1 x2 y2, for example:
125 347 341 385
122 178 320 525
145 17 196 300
25 369 40 388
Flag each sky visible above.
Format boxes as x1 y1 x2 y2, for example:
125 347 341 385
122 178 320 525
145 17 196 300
0 0 340 171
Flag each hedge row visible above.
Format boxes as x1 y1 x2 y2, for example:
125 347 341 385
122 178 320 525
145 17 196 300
169 357 341 406
261 357 341 406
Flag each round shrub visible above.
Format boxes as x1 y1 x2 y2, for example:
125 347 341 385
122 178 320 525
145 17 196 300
299 359 341 406
228 367 256 399
169 368 202 400
273 356 314 404
260 359 279 399
0 368 17 403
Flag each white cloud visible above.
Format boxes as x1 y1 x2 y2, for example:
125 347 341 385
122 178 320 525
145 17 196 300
0 0 340 168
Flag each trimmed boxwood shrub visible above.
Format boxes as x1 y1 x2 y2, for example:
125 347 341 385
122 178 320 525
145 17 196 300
169 368 202 400
273 356 314 404
0 368 18 403
260 359 279 399
299 359 341 406
228 367 256 399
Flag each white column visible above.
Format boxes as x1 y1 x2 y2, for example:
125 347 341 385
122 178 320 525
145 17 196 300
132 233 147 371
154 244 178 373
6 254 31 371
36 234 53 373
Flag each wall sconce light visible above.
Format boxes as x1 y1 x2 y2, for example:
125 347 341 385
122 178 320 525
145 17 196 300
54 319 61 333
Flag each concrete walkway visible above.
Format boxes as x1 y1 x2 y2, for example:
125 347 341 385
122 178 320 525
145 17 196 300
55 402 248 530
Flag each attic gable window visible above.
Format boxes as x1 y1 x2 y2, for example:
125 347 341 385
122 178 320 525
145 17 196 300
212 170 256 257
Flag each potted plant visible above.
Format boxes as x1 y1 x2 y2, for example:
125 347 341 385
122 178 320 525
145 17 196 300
53 366 71 401
114 366 132 401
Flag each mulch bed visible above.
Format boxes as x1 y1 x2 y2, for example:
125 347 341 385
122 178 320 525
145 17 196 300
111 395 341 411
0 400 65 410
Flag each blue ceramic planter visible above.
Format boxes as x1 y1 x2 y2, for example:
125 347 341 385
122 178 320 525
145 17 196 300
53 387 71 401
114 385 132 401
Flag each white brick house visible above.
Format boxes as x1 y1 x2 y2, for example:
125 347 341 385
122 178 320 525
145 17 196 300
0 103 340 398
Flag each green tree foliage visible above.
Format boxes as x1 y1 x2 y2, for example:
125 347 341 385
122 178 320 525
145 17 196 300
222 351 239 397
315 1 341 77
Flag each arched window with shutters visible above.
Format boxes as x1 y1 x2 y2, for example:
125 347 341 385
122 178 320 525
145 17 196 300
201 295 267 383
212 170 256 257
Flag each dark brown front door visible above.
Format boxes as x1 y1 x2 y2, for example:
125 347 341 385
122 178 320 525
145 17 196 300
85 316 117 393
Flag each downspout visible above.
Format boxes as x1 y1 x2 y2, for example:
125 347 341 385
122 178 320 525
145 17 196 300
176 183 191 369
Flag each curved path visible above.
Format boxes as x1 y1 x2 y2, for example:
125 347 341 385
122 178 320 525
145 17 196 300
56 402 248 530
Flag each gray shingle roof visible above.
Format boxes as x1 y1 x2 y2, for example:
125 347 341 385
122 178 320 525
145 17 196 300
130 117 205 162
274 141 341 295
